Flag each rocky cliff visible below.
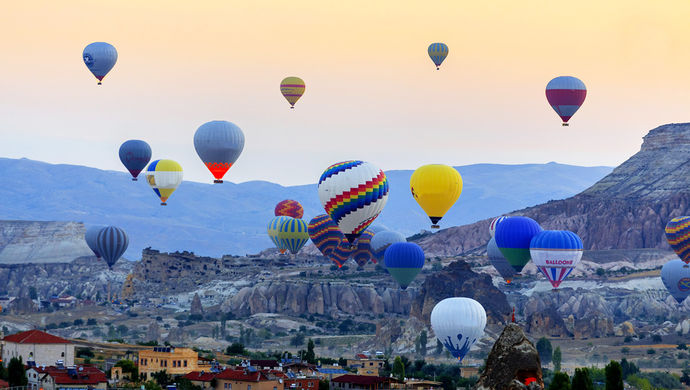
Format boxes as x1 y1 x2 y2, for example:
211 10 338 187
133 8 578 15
0 221 93 264
415 123 690 256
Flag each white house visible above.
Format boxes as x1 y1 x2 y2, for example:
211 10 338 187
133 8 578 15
1 330 74 367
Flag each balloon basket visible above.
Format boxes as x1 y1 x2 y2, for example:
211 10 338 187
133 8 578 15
436 67 440 70
562 123 569 126
214 179 223 184
160 202 167 206
98 82 102 85
290 106 295 109
431 224 440 229
131 178 137 181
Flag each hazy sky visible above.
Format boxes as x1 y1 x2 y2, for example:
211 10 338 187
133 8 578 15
2 1 690 185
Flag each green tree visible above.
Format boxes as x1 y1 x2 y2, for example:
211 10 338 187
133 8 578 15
305 339 316 364
144 381 162 390
419 330 427 356
151 370 171 387
619 358 638 379
604 361 623 390
0 361 6 380
29 287 38 300
226 342 246 355
552 346 562 372
291 332 305 347
338 357 347 367
392 356 405 381
625 375 652 390
549 372 571 390
435 339 443 355
115 359 139 380
177 377 202 390
319 379 329 390
8 357 27 387
680 368 690 385
537 337 553 365
571 368 593 390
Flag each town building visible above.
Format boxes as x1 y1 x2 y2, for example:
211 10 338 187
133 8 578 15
284 376 319 390
215 369 283 390
312 367 349 381
346 356 384 377
1 330 74 367
403 380 441 390
26 364 107 390
182 371 218 390
332 375 400 390
0 379 8 389
138 346 212 380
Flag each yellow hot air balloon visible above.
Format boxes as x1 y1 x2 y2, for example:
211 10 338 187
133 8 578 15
145 159 183 206
280 77 305 108
410 164 462 229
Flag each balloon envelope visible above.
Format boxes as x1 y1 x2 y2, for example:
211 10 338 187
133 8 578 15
489 216 507 237
278 217 310 255
85 225 105 258
545 76 586 125
308 214 342 257
427 43 449 69
331 238 355 268
352 230 375 267
119 140 152 180
96 226 128 268
83 42 118 84
193 121 245 183
487 237 515 283
410 164 463 228
665 216 690 264
495 216 542 273
318 160 389 243
275 199 304 219
371 231 407 263
384 242 425 289
661 259 690 304
430 297 487 362
268 216 291 254
145 159 183 205
530 230 583 288
280 77 305 108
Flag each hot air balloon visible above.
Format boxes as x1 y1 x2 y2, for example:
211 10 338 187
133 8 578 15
145 159 183 206
371 230 407 263
384 242 425 289
665 217 690 264
661 259 690 304
280 77 305 108
427 43 449 70
275 199 304 219
279 218 310 255
85 225 105 258
119 140 152 181
193 121 245 183
318 160 389 243
352 230 375 267
545 76 587 126
430 298 487 362
308 214 341 256
331 238 355 268
489 216 507 237
494 216 542 273
268 216 291 254
487 237 515 284
96 226 128 269
530 230 583 289
367 224 389 234
410 164 463 229
83 42 118 85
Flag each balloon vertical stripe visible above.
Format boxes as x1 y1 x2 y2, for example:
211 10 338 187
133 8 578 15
96 226 128 269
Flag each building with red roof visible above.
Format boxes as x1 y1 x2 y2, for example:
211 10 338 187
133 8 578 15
0 379 9 389
332 375 401 390
26 365 107 390
1 330 74 368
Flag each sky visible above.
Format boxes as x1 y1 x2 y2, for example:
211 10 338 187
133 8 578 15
1 1 690 186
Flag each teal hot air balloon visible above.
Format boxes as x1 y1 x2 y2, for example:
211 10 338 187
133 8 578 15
194 120 245 183
85 225 105 258
96 226 128 269
428 42 449 70
83 42 118 85
384 242 425 289
119 140 152 181
494 216 542 273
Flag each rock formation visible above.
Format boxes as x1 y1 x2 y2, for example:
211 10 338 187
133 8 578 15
474 324 544 390
191 293 204 316
0 221 93 264
410 260 511 325
146 321 160 342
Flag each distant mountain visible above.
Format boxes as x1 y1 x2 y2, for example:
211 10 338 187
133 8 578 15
415 122 690 256
0 158 610 259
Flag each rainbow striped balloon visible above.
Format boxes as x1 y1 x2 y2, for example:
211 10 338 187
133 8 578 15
275 199 304 219
318 160 389 244
330 238 355 268
352 229 375 267
665 216 690 264
308 214 342 257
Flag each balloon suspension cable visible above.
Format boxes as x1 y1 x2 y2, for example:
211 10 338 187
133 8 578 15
562 123 569 126
214 179 223 184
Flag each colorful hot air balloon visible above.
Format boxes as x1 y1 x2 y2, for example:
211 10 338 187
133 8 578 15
352 230 375 267
665 217 690 264
384 242 425 289
427 43 449 70
430 297 486 362
279 218 310 255
487 237 515 284
489 216 507 237
318 160 389 243
96 226 128 269
661 259 690 304
275 199 304 219
280 77 305 108
308 214 342 256
410 164 463 229
494 216 542 273
371 230 407 263
119 140 152 181
83 42 118 85
530 230 583 289
268 216 291 254
193 121 245 183
85 225 105 258
545 76 587 126
331 238 355 268
145 159 183 206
